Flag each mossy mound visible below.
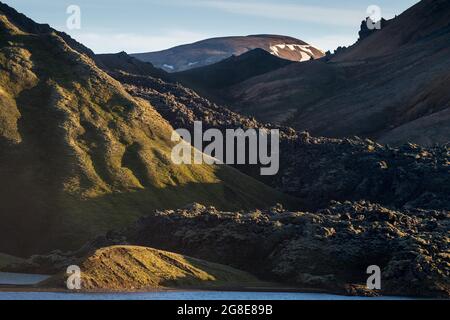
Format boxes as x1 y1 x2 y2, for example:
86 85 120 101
42 245 265 291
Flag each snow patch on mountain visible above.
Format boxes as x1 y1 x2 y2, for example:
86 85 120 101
270 44 324 62
162 64 174 70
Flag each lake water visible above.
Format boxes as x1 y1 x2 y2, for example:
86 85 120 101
0 291 412 300
0 272 50 285
0 272 412 300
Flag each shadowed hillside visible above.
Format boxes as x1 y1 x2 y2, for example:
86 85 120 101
172 48 294 102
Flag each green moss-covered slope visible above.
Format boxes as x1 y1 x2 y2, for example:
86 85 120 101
0 4 295 256
42 245 266 291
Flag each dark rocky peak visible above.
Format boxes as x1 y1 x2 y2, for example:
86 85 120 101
358 17 389 41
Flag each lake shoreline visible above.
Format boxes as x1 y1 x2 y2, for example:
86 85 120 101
0 289 417 301
0 273 422 300
0 283 337 295
0 271 405 298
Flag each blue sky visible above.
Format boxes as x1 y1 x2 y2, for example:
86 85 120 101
3 0 419 53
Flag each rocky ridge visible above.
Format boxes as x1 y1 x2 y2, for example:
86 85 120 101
10 202 449 298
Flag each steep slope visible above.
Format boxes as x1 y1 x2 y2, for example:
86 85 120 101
96 51 297 184
0 3 293 256
204 0 450 145
131 34 324 72
41 245 264 291
0 1 94 58
334 0 450 61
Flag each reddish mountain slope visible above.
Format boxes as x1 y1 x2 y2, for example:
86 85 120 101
131 35 324 72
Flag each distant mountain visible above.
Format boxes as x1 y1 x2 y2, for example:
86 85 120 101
131 35 324 72
0 2 292 256
200 0 450 145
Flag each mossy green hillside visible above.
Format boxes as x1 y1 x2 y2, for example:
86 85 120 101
0 9 296 256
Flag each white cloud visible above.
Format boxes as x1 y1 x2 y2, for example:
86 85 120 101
68 30 209 54
170 0 364 27
63 1 368 53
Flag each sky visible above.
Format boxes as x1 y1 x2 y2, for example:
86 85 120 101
3 0 420 54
